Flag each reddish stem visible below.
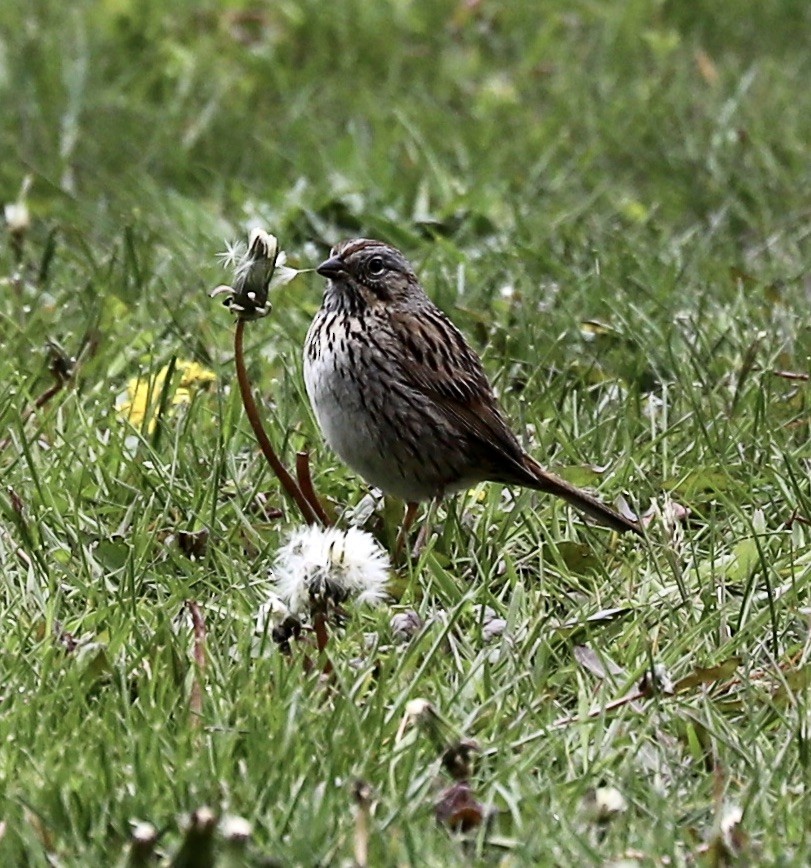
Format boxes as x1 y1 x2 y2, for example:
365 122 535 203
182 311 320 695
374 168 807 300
0 371 68 453
296 450 332 526
312 609 334 676
234 319 319 525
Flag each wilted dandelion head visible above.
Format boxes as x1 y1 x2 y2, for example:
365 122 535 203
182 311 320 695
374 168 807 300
273 526 391 615
211 227 304 320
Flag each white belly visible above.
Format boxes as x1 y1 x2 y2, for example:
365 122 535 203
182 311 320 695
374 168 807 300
303 314 436 502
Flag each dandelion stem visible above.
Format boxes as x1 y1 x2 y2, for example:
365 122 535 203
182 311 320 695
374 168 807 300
311 608 333 676
186 599 207 728
234 319 320 525
313 610 329 654
296 450 332 526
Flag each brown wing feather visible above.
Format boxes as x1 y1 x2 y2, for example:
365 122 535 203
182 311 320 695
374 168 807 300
389 305 642 535
389 306 539 483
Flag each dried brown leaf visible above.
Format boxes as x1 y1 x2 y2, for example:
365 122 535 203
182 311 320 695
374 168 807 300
435 782 486 832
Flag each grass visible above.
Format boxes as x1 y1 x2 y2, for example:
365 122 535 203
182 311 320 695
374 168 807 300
1 0 810 863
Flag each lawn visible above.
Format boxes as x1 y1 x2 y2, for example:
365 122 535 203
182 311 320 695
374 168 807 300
1 0 810 863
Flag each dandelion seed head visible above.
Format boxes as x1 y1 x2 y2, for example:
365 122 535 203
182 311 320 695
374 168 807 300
272 526 391 615
255 592 293 635
218 237 290 283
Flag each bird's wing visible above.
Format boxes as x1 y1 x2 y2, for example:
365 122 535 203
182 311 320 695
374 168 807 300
389 306 533 477
389 306 642 534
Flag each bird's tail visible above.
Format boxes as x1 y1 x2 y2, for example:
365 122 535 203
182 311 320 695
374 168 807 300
521 454 642 536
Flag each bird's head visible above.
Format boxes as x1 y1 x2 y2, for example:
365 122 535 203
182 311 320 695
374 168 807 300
316 238 424 313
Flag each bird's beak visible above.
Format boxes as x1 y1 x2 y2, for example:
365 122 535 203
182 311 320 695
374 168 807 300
316 256 346 278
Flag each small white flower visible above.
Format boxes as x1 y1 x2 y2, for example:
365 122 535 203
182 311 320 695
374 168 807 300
4 201 30 234
396 698 433 741
183 805 217 831
717 804 745 855
720 804 743 835
582 786 627 822
404 698 434 720
130 821 158 845
220 815 252 843
5 175 31 235
642 392 664 419
272 526 391 615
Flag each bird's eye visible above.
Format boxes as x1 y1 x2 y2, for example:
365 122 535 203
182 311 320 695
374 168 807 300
368 257 385 275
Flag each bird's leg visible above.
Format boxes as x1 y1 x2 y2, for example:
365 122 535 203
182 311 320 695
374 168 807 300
411 493 443 557
395 501 420 560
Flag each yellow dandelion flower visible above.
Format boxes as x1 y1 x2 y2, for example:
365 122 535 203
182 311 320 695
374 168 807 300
116 359 215 431
177 361 216 389
117 379 152 428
